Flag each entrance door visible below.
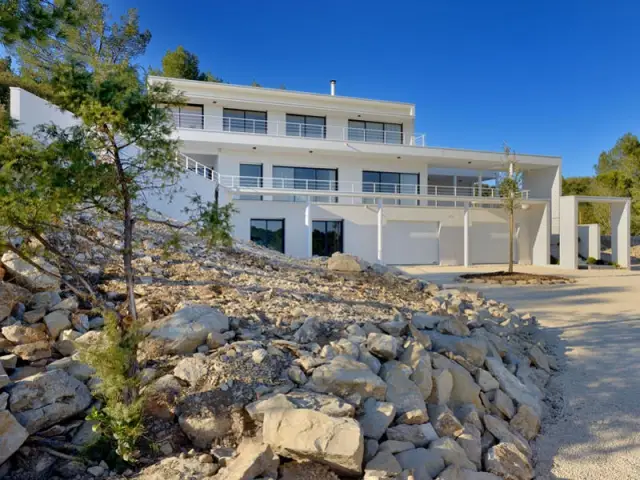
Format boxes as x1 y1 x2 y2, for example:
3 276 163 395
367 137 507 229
383 221 439 265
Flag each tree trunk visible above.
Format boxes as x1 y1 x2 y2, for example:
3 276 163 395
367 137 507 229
508 205 515 273
123 197 137 322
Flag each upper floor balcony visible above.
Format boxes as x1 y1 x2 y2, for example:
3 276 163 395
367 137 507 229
172 112 426 147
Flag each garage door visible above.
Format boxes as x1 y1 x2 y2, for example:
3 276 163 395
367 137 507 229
470 223 518 264
383 221 439 265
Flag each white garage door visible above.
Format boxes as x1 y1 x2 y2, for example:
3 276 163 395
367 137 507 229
470 223 518 264
383 221 439 265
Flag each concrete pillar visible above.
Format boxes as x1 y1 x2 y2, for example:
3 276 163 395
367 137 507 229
559 197 578 269
377 198 384 264
611 200 631 268
453 175 458 207
478 175 483 197
532 202 550 266
463 202 470 267
305 197 312 258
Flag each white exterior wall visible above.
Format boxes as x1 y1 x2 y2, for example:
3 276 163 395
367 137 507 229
578 224 601 260
522 165 561 234
232 200 539 266
10 87 78 134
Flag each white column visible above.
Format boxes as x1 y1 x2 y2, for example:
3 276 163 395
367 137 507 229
611 200 631 268
453 175 458 207
559 197 578 269
463 202 470 267
532 202 550 266
377 198 384 264
478 175 483 197
217 186 228 206
305 197 312 258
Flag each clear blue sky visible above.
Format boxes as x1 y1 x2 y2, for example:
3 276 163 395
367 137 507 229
105 0 640 177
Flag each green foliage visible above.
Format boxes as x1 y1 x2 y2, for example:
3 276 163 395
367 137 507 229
0 0 79 45
587 256 598 264
190 196 237 249
152 45 222 82
79 311 144 463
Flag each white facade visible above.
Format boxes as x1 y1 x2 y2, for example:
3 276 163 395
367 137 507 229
11 82 567 267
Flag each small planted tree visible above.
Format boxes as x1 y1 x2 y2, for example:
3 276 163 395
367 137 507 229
498 144 523 273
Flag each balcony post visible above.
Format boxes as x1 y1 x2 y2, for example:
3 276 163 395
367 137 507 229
305 197 312 258
377 198 384 264
463 202 470 267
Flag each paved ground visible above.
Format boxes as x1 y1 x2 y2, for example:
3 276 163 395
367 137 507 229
400 264 640 480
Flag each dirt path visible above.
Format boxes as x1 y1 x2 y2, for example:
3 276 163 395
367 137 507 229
401 265 640 480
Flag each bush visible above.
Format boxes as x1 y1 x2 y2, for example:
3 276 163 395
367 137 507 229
78 311 144 463
587 256 598 264
193 199 237 249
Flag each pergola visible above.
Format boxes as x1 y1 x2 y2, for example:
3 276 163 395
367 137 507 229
559 196 631 269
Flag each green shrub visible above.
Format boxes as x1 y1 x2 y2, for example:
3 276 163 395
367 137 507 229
78 311 144 463
587 257 598 264
194 200 238 249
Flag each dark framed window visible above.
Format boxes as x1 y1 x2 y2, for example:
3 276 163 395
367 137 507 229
348 120 403 144
223 108 267 134
286 114 326 138
313 221 343 257
173 104 204 129
363 171 419 205
273 166 338 203
238 164 263 201
250 219 285 253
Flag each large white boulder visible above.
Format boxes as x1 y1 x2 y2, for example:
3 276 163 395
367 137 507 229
327 253 365 272
0 411 29 465
144 304 229 354
263 408 364 475
7 369 92 433
1 252 60 291
309 355 387 401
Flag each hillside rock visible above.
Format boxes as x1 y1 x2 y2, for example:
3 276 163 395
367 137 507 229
309 355 387 400
0 411 29 465
1 251 60 291
7 369 91 433
263 408 364 475
0 282 31 322
484 443 533 480
327 253 365 272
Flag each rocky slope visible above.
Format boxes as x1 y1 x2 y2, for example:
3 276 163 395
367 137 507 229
0 217 555 479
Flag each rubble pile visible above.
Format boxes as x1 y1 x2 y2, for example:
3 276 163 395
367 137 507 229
0 218 555 479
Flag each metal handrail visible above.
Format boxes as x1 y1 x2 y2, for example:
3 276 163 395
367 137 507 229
171 112 427 146
218 174 530 199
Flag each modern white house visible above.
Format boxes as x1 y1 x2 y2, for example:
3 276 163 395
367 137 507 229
9 81 632 268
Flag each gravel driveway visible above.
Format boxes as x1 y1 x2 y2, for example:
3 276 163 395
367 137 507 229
401 265 640 480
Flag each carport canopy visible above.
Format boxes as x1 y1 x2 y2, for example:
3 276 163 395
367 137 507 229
559 196 631 269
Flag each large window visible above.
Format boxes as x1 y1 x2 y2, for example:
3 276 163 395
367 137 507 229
313 221 343 257
273 166 338 203
348 120 403 144
173 104 204 129
238 164 263 201
286 114 326 138
250 219 285 253
223 109 267 134
362 171 419 205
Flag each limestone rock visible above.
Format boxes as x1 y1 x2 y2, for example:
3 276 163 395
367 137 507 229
144 304 229 354
436 466 501 479
475 369 499 392
456 424 482 469
309 355 387 401
509 405 540 441
484 443 533 480
177 392 234 448
386 423 439 447
430 436 477 471
484 357 542 417
1 325 48 344
367 333 398 360
173 356 208 386
135 455 219 479
293 317 321 344
395 447 446 478
432 354 483 410
263 408 364 475
43 310 71 339
7 369 92 433
483 415 531 458
28 291 61 311
364 450 403 479
215 437 279 480
412 313 446 330
359 344 382 375
12 341 52 361
0 411 29 465
1 252 60 291
286 390 355 417
528 345 550 373
437 317 470 337
246 394 295 422
0 282 31 321
327 253 364 272
490 389 515 419
380 361 427 423
429 368 453 405
358 398 396 440
378 440 416 454
428 404 465 439
379 319 408 336
54 330 81 356
144 374 182 420
411 355 433 401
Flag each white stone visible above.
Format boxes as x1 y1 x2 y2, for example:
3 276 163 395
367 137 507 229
1 252 60 291
0 411 29 464
44 310 71 339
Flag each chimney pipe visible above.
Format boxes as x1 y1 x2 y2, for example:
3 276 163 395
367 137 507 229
330 80 336 96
